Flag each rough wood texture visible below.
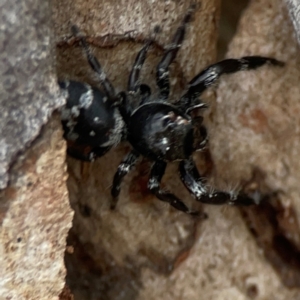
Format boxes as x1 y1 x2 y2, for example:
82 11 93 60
0 0 64 189
0 114 73 300
0 0 73 298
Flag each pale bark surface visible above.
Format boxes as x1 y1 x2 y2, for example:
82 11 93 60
0 1 73 299
0 115 73 300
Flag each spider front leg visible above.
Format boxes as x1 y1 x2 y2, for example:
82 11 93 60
111 150 140 209
156 4 196 101
128 38 153 93
179 158 258 206
179 56 284 111
128 24 161 93
71 25 116 100
148 160 201 216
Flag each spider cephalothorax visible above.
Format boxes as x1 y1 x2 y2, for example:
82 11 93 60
59 5 283 215
127 103 197 161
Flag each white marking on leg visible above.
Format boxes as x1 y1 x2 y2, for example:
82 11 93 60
239 58 249 71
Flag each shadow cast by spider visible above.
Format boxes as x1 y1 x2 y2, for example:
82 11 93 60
59 4 284 216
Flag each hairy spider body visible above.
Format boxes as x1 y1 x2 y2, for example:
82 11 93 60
60 5 283 215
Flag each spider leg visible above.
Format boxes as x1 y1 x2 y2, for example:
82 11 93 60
71 25 116 100
156 4 196 101
179 158 258 206
128 38 153 92
148 160 200 215
179 56 284 112
111 150 140 209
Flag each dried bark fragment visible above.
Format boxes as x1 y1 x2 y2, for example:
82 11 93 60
0 0 64 189
0 115 73 299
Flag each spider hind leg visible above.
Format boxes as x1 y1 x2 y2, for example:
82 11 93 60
179 158 258 206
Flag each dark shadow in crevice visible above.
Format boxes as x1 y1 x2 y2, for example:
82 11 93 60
217 0 250 59
240 169 300 288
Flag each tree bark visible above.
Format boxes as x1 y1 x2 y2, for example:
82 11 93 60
0 1 73 299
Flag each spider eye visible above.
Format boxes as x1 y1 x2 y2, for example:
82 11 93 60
161 111 177 128
162 116 172 127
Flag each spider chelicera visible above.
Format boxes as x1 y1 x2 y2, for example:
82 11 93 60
59 5 283 215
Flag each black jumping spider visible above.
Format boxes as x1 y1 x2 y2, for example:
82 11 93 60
59 5 283 215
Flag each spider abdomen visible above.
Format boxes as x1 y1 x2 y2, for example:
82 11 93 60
59 80 124 160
